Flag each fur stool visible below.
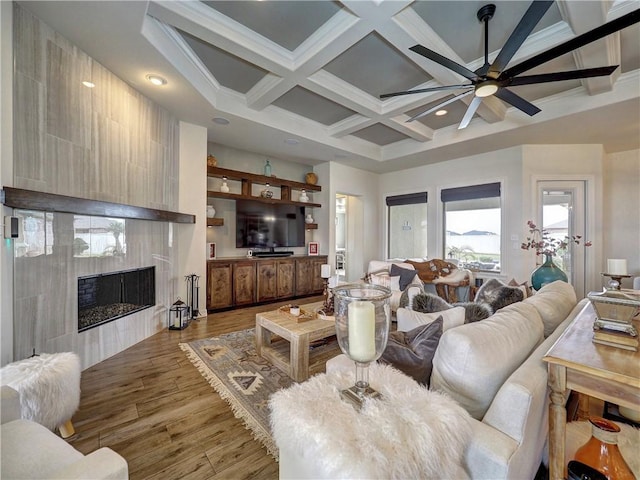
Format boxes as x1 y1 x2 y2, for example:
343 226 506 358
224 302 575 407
0 352 81 438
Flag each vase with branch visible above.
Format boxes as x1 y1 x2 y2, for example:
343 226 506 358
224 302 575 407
521 220 592 291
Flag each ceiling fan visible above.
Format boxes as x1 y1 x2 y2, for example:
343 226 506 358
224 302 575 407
380 2 640 129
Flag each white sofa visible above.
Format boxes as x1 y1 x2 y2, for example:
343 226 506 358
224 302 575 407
281 281 583 479
1 385 128 479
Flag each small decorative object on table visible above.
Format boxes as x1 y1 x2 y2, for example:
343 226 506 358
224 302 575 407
588 289 640 351
299 189 309 203
220 176 230 193
308 241 318 255
317 264 335 320
521 220 591 290
333 284 391 408
207 242 216 260
573 417 634 480
169 298 189 330
603 259 630 290
278 304 315 323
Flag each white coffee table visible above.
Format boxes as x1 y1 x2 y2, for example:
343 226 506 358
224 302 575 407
255 302 337 382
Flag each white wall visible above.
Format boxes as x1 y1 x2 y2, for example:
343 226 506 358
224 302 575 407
0 0 14 365
178 122 208 317
603 149 640 286
327 161 380 281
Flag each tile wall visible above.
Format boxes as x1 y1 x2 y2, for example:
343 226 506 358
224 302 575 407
12 5 180 368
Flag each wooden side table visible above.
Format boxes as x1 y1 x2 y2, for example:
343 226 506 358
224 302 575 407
543 303 640 480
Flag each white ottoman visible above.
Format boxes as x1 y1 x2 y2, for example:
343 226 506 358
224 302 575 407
270 363 473 479
0 352 81 438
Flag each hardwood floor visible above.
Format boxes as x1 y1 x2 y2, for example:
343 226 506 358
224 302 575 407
69 296 324 480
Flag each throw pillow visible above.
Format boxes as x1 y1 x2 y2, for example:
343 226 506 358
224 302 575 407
366 269 391 289
453 301 493 323
398 282 425 309
412 292 452 313
475 278 524 312
508 278 533 298
396 306 466 333
389 276 401 292
390 264 419 291
379 318 443 386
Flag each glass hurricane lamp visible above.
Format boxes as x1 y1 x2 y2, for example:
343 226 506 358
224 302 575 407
333 283 391 408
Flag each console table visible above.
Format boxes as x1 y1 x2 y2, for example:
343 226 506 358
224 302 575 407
543 303 640 480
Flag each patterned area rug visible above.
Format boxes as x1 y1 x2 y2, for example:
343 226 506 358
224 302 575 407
180 328 338 459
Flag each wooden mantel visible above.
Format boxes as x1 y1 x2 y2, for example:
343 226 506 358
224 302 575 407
1 187 195 223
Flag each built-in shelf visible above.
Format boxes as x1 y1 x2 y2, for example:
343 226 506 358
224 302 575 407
207 166 321 207
305 223 318 230
2 186 195 223
207 217 224 227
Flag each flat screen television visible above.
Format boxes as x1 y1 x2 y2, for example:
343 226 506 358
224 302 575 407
236 200 305 249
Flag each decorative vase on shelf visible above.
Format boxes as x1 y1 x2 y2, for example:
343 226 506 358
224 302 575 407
573 417 634 480
206 206 215 218
530 254 567 291
305 214 314 224
264 159 271 177
220 176 230 193
299 189 309 203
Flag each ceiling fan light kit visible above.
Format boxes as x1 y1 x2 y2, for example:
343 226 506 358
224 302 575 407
381 1 640 129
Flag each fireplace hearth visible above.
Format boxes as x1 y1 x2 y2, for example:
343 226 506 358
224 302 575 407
78 267 155 332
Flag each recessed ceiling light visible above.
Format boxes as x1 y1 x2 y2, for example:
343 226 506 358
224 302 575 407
146 74 167 86
82 81 95 88
284 139 299 145
212 117 230 125
435 109 448 116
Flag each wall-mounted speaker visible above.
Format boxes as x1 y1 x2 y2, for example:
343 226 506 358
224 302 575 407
4 216 21 239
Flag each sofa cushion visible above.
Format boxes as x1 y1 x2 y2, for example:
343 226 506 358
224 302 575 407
431 302 544 420
397 306 466 333
379 318 443 386
524 280 577 337
1 418 83 478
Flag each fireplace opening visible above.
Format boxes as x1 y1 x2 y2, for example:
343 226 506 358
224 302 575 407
78 267 155 332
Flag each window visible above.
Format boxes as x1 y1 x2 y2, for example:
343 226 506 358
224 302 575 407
386 192 428 260
442 183 501 272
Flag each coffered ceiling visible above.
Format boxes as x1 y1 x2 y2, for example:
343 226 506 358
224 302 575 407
19 1 640 173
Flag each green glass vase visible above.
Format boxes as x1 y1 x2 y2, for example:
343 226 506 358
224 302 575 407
531 254 568 291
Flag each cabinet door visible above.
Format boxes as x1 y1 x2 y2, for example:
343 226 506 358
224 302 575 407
311 257 328 294
277 259 295 298
233 261 256 306
295 259 314 295
207 262 233 310
256 261 277 302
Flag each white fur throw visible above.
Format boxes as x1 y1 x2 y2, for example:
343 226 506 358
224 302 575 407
0 352 81 430
565 420 640 478
270 363 472 479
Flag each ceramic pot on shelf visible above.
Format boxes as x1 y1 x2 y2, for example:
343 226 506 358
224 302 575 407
530 254 567 291
206 206 215 218
220 177 230 193
305 214 314 224
573 417 634 480
299 189 309 203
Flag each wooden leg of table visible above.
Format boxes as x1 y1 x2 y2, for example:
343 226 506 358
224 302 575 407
548 363 567 480
290 334 309 382
577 393 590 420
58 419 75 438
255 322 269 357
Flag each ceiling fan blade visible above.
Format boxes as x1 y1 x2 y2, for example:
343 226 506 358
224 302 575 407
406 89 474 122
410 45 478 81
488 1 554 78
458 96 483 129
494 88 541 116
506 66 618 86
500 8 640 80
380 84 472 99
